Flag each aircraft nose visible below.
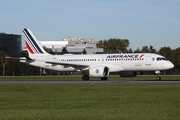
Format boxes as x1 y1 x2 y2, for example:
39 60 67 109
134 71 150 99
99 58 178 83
167 62 174 69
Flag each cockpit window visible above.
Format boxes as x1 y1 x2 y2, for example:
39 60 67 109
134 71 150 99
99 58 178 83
162 57 168 61
157 57 162 61
156 57 168 61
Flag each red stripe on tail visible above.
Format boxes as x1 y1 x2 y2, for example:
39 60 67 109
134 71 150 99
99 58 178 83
25 40 35 54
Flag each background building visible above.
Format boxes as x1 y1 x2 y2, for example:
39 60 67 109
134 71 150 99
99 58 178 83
39 37 103 54
0 33 22 55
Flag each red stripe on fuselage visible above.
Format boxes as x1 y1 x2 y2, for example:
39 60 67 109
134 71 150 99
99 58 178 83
139 54 144 58
25 40 35 54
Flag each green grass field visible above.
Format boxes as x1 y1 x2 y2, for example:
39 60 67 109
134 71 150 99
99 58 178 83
0 84 180 120
0 75 180 80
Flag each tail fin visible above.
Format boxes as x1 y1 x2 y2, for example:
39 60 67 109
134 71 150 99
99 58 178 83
22 28 50 56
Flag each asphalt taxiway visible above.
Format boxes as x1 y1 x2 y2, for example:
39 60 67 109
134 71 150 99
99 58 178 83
0 80 180 84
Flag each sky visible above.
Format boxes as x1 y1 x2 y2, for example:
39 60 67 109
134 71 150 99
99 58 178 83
0 0 180 51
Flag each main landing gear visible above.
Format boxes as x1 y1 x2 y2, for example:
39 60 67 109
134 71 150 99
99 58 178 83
82 75 108 81
82 74 90 81
155 71 161 81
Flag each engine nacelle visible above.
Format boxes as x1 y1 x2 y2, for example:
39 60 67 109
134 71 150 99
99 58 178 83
119 71 137 77
89 66 109 77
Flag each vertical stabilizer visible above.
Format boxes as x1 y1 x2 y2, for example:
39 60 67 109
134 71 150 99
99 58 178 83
22 28 50 56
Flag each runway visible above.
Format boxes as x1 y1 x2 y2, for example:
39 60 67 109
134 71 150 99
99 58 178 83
0 80 180 84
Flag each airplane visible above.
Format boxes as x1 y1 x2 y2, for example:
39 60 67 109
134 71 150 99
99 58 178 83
18 28 174 81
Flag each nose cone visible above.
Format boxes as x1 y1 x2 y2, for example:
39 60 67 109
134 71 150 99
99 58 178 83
166 62 174 69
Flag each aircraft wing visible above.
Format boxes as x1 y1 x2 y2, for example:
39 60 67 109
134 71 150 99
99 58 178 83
45 61 89 69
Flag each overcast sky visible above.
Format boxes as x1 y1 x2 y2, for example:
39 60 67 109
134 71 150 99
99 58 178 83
0 0 180 51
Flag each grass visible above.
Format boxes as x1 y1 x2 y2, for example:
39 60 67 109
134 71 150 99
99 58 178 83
0 75 180 80
0 84 180 120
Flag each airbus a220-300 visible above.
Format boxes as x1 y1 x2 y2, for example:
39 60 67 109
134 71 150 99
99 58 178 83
18 28 174 80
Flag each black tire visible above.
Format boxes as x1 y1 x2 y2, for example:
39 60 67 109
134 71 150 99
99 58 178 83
82 75 90 81
100 77 108 81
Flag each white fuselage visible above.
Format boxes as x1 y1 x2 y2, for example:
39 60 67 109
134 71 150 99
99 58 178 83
20 53 174 72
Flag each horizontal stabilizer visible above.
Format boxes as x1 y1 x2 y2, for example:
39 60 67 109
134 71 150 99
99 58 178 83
21 52 33 60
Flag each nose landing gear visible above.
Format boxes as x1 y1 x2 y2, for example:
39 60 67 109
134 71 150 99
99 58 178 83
155 71 161 80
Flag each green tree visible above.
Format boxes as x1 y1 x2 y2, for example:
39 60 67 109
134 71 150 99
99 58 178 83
6 51 19 76
0 51 8 76
127 48 133 53
82 49 87 54
134 48 141 53
96 40 108 53
141 46 150 53
61 47 68 54
171 47 180 74
140 45 156 53
96 38 130 53
158 47 172 60
149 45 157 53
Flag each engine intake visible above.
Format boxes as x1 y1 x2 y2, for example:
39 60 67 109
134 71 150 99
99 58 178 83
89 66 109 77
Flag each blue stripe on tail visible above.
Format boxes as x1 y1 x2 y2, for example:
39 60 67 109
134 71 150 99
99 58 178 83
23 30 38 54
24 28 44 54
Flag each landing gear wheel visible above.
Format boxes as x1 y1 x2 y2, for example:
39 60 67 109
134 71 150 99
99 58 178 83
156 76 161 81
155 71 161 81
82 75 90 81
100 77 108 81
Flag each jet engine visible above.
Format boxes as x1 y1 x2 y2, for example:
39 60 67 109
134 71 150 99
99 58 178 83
89 66 109 77
118 71 137 77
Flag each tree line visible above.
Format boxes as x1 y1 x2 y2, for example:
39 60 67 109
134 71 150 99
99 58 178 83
0 38 179 76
